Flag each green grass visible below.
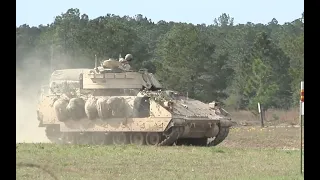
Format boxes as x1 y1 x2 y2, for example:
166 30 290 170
16 143 304 180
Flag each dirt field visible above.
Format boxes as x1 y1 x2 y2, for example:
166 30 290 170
229 108 301 127
16 126 304 180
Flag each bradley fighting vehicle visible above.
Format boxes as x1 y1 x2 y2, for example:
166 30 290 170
37 54 233 146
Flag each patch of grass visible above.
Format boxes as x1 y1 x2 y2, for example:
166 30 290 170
222 126 303 149
16 144 303 180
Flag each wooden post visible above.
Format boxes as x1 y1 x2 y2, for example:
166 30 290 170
258 103 264 127
300 81 304 174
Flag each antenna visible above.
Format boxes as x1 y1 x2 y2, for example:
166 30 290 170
50 44 53 72
50 16 55 73
94 54 97 69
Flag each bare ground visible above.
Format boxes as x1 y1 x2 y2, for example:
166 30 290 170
229 108 301 127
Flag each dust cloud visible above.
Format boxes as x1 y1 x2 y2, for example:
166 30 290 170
16 57 50 143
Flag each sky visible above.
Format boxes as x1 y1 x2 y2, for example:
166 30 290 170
16 0 304 27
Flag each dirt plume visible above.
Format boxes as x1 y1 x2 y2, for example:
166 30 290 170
16 96 50 143
16 58 50 143
16 49 91 143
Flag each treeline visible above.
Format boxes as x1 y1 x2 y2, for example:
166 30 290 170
16 8 304 111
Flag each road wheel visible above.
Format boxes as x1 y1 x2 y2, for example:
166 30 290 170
145 132 161 145
92 133 106 145
45 125 62 144
129 133 145 145
60 132 77 144
112 133 127 145
77 132 92 145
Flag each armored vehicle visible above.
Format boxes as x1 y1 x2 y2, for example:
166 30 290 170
37 54 233 146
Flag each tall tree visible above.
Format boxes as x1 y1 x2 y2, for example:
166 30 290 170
16 9 304 110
